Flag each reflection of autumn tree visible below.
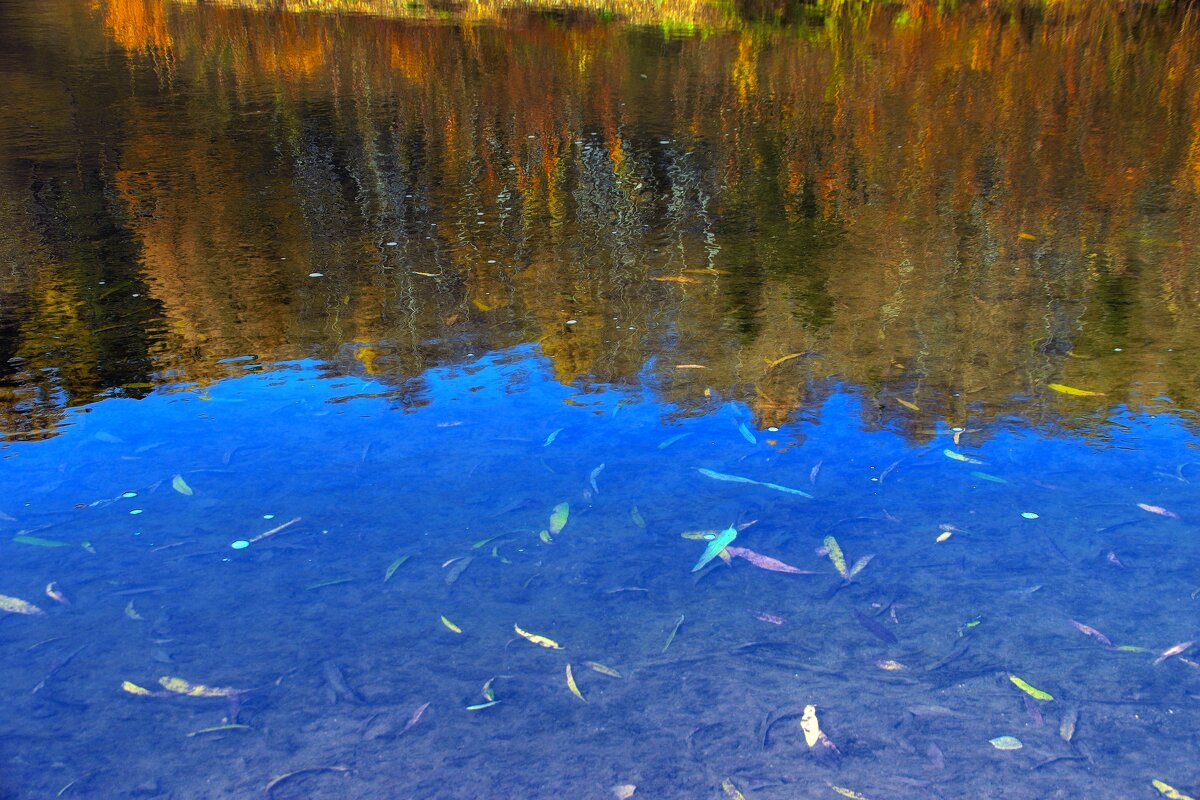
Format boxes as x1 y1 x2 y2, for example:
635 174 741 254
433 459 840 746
2 0 1200 439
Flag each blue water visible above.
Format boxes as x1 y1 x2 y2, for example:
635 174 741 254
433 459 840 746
4 0 1200 797
3 345 1199 798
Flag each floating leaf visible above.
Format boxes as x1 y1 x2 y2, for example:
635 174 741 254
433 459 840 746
1009 675 1053 701
171 475 193 496
440 615 463 634
828 785 871 800
680 530 717 541
692 527 737 572
1047 383 1104 397
565 664 586 702
514 624 561 649
766 352 805 369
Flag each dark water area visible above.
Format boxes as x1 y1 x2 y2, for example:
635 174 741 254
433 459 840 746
3 1 1200 798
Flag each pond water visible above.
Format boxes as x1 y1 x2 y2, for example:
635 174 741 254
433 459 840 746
2 1 1200 798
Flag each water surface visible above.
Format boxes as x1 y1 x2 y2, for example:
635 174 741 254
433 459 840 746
2 2 1200 798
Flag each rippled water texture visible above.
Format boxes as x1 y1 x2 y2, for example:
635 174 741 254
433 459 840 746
2 2 1200 799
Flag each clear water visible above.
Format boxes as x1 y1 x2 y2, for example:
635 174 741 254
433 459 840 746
2 2 1200 799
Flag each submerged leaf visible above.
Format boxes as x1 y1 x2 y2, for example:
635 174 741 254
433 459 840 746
721 779 747 800
384 555 410 582
737 422 756 444
725 546 816 575
12 535 69 548
697 468 812 498
158 676 241 698
823 536 849 580
171 475 193 496
630 507 646 529
549 503 570 535
1153 780 1197 800
565 664 586 702
1009 675 1053 701
585 661 622 678
514 624 562 649
989 735 1023 750
662 613 685 653
943 449 983 464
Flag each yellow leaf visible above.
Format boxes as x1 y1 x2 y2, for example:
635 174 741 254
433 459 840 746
514 624 562 649
1154 780 1197 800
823 536 849 580
721 779 747 800
440 615 463 634
895 398 920 412
565 664 587 702
0 594 44 615
1047 383 1105 397
801 704 823 747
549 503 569 535
1009 674 1054 701
158 676 239 698
767 353 804 369
122 681 155 696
